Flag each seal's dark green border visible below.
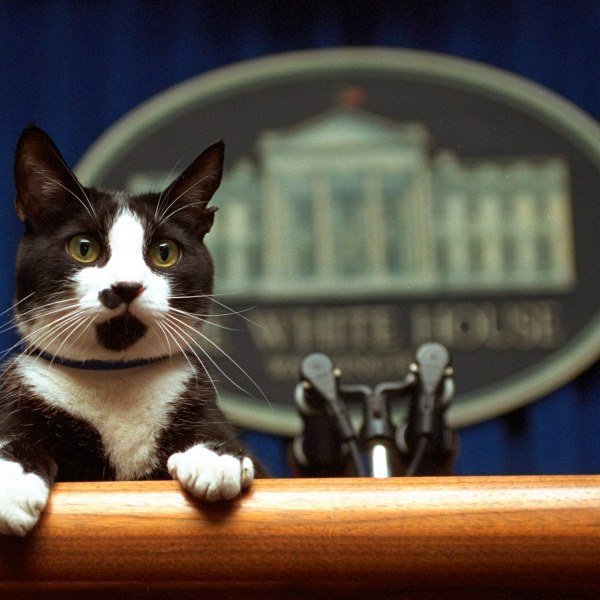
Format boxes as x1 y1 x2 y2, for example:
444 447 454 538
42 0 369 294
76 48 600 436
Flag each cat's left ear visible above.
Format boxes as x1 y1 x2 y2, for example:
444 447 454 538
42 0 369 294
162 140 224 236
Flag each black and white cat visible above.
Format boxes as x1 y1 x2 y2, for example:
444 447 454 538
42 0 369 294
0 126 260 536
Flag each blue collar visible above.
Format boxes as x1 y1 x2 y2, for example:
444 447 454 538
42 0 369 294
29 348 171 371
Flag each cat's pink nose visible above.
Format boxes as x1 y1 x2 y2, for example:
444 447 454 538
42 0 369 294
99 282 144 309
112 282 144 303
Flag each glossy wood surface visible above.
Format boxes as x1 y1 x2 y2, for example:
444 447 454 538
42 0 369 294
1 476 599 598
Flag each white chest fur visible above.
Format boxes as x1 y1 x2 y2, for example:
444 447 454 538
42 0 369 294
14 355 195 479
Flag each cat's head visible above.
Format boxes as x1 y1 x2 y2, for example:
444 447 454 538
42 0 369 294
13 125 224 363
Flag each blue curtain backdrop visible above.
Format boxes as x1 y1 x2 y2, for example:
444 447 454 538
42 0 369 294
1 0 599 477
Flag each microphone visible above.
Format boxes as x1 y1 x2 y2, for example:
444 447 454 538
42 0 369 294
399 342 455 476
292 379 346 474
293 353 366 477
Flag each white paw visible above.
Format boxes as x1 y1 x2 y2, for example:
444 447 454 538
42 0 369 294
167 444 254 501
0 459 50 537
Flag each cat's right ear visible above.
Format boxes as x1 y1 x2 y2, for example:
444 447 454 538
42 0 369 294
14 126 83 226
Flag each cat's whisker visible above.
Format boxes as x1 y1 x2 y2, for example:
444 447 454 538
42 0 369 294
17 307 82 333
171 291 240 300
206 296 265 330
169 294 212 300
43 174 97 223
0 292 36 318
166 313 271 407
163 317 241 403
10 298 81 324
153 158 184 222
0 337 29 362
1 291 77 324
23 310 89 354
167 307 241 332
169 294 263 328
156 322 187 369
157 322 207 390
0 320 25 337
170 292 263 330
159 319 222 402
0 292 46 336
24 322 84 360
156 168 221 224
155 321 175 358
170 294 257 318
158 201 206 225
7 301 84 336
43 316 94 366
47 144 97 222
156 176 206 223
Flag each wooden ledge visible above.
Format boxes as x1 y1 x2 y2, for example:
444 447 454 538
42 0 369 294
1 476 599 598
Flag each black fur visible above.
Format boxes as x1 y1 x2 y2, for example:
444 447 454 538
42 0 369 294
0 358 251 483
96 314 148 350
0 126 262 494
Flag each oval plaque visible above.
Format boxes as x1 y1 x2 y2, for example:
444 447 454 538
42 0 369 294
76 49 600 435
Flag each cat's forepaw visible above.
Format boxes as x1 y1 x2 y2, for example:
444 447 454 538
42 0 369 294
167 444 254 502
0 460 50 537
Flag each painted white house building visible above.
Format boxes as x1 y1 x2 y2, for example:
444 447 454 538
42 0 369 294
129 106 576 298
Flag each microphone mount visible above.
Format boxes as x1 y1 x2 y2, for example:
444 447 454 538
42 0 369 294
293 343 455 477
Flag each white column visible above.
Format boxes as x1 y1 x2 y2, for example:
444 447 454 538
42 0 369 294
479 194 503 281
314 173 335 280
444 192 470 285
365 172 386 277
513 194 537 280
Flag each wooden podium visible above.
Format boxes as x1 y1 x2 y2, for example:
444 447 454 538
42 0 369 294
1 475 599 598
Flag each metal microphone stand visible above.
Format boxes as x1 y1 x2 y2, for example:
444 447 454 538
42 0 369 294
292 343 456 477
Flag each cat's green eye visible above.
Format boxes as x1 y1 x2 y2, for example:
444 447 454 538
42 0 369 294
148 240 181 268
67 235 101 264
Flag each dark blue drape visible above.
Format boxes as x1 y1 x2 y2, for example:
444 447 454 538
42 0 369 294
1 0 599 477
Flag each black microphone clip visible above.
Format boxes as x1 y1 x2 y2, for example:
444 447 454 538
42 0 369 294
400 342 455 475
294 353 366 476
